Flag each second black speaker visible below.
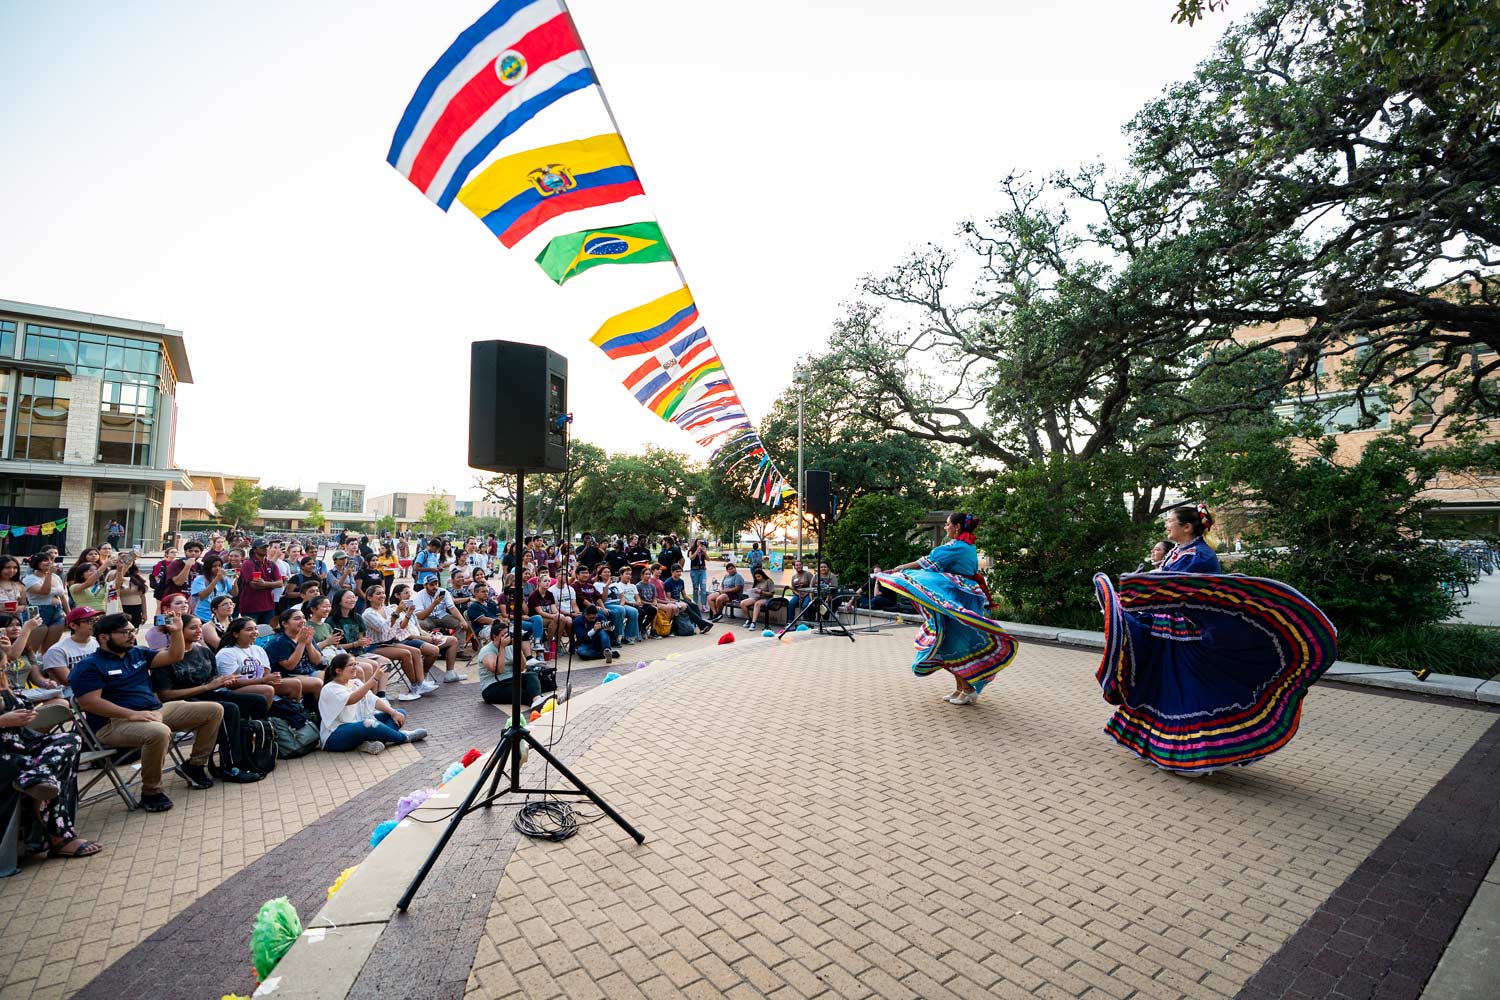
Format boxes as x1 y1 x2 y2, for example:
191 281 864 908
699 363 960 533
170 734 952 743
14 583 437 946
469 341 568 473
804 469 832 515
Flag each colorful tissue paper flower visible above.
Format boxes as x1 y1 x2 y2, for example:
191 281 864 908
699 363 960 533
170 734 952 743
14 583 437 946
370 820 398 847
326 866 358 899
394 788 433 821
461 748 482 767
442 762 465 784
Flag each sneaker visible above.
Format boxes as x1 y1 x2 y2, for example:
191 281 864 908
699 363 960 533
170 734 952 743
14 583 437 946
526 657 546 667
395 690 423 702
359 741 386 755
219 766 264 783
699 623 714 634
710 613 723 622
179 763 214 790
444 670 468 683
743 619 755 628
414 679 441 695
140 791 174 812
402 727 429 743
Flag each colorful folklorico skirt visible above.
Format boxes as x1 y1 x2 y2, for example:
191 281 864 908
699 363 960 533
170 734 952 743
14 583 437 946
1092 572 1337 774
876 570 1018 692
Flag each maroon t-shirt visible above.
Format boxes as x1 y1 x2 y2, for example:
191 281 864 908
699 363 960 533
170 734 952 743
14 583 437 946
237 556 283 614
160 558 196 598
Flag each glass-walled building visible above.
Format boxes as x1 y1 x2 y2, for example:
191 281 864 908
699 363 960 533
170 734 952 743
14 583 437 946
0 299 193 555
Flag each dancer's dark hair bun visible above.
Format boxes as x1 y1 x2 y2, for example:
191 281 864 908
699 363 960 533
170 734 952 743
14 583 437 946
1173 504 1213 538
948 511 977 533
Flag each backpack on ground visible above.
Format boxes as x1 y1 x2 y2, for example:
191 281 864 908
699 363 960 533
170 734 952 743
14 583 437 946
268 697 320 759
653 608 673 637
240 718 278 774
671 612 697 637
269 717 320 759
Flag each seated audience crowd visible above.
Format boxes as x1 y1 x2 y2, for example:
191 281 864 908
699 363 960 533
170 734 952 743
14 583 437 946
0 526 861 867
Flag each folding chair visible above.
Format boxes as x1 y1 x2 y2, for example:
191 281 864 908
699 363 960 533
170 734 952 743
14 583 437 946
48 700 141 812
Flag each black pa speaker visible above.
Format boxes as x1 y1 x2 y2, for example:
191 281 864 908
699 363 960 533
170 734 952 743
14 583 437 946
469 341 568 473
804 469 832 516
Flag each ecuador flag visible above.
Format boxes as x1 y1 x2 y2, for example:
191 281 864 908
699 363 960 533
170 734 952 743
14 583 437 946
457 133 643 247
535 221 673 284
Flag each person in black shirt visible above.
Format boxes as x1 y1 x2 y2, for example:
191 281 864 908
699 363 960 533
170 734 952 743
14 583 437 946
152 617 266 783
625 536 652 568
606 540 629 577
577 536 605 573
657 537 684 573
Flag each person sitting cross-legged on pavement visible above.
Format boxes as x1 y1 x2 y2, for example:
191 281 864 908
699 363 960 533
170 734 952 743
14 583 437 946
413 577 472 680
571 604 620 662
316 653 426 755
477 624 553 709
70 612 224 813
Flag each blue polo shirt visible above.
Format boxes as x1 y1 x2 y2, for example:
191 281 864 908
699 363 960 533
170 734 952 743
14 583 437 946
69 646 162 730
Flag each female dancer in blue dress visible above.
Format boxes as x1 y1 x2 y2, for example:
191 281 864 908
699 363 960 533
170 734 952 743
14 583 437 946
877 512 1018 705
1093 504 1338 773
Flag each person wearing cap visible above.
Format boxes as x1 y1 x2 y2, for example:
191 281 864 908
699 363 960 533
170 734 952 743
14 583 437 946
413 576 471 682
40 607 102 683
238 539 283 626
326 549 359 596
707 563 745 620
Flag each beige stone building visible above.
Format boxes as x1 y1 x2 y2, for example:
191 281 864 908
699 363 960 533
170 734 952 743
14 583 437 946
1237 318 1500 535
0 299 194 554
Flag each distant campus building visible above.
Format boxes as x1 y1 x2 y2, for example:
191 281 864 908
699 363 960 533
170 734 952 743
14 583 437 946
0 298 193 554
1237 316 1500 536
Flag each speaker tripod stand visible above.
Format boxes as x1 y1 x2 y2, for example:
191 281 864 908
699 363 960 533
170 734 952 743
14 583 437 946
778 514 854 641
399 466 644 912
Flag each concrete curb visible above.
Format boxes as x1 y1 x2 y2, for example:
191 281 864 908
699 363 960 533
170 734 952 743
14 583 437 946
841 609 1500 705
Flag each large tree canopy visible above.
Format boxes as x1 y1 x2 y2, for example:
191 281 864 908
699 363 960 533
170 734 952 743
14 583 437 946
1125 0 1500 423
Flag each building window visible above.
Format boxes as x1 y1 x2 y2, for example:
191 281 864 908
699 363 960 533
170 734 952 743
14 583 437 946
13 375 69 461
0 320 15 357
393 496 407 518
0 476 62 507
98 377 156 465
91 482 163 550
330 488 363 513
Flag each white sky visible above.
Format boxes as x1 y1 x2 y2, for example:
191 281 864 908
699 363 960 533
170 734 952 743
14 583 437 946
0 0 1224 499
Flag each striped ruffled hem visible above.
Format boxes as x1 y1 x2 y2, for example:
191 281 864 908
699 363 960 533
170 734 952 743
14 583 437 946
1092 571 1337 774
878 571 1018 692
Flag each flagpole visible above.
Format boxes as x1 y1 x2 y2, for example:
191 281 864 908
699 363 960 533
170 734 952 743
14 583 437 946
556 0 690 290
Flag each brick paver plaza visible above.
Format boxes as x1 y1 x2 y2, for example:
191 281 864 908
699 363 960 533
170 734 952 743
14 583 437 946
4 625 1498 998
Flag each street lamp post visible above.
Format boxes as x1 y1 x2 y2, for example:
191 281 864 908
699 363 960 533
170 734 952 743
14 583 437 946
795 372 805 564
686 494 697 537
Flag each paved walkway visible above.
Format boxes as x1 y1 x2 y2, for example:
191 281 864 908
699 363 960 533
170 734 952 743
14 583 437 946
0 628 728 1000
458 631 1500 1000
10 624 1500 999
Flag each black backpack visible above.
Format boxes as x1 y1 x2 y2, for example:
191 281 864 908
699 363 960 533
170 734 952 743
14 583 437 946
243 719 278 774
671 612 697 637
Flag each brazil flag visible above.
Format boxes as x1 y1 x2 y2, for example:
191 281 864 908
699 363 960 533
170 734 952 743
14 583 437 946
534 222 673 285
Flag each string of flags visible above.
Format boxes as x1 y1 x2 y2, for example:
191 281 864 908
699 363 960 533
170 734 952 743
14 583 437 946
1 517 67 537
388 0 794 506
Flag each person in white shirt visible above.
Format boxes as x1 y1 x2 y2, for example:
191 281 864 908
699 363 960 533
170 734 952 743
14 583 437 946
550 578 578 617
360 585 435 699
464 540 490 572
40 607 103 682
392 583 464 683
316 653 427 754
214 616 305 702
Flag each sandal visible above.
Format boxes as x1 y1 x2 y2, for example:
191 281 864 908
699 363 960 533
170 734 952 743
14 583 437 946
49 838 103 859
